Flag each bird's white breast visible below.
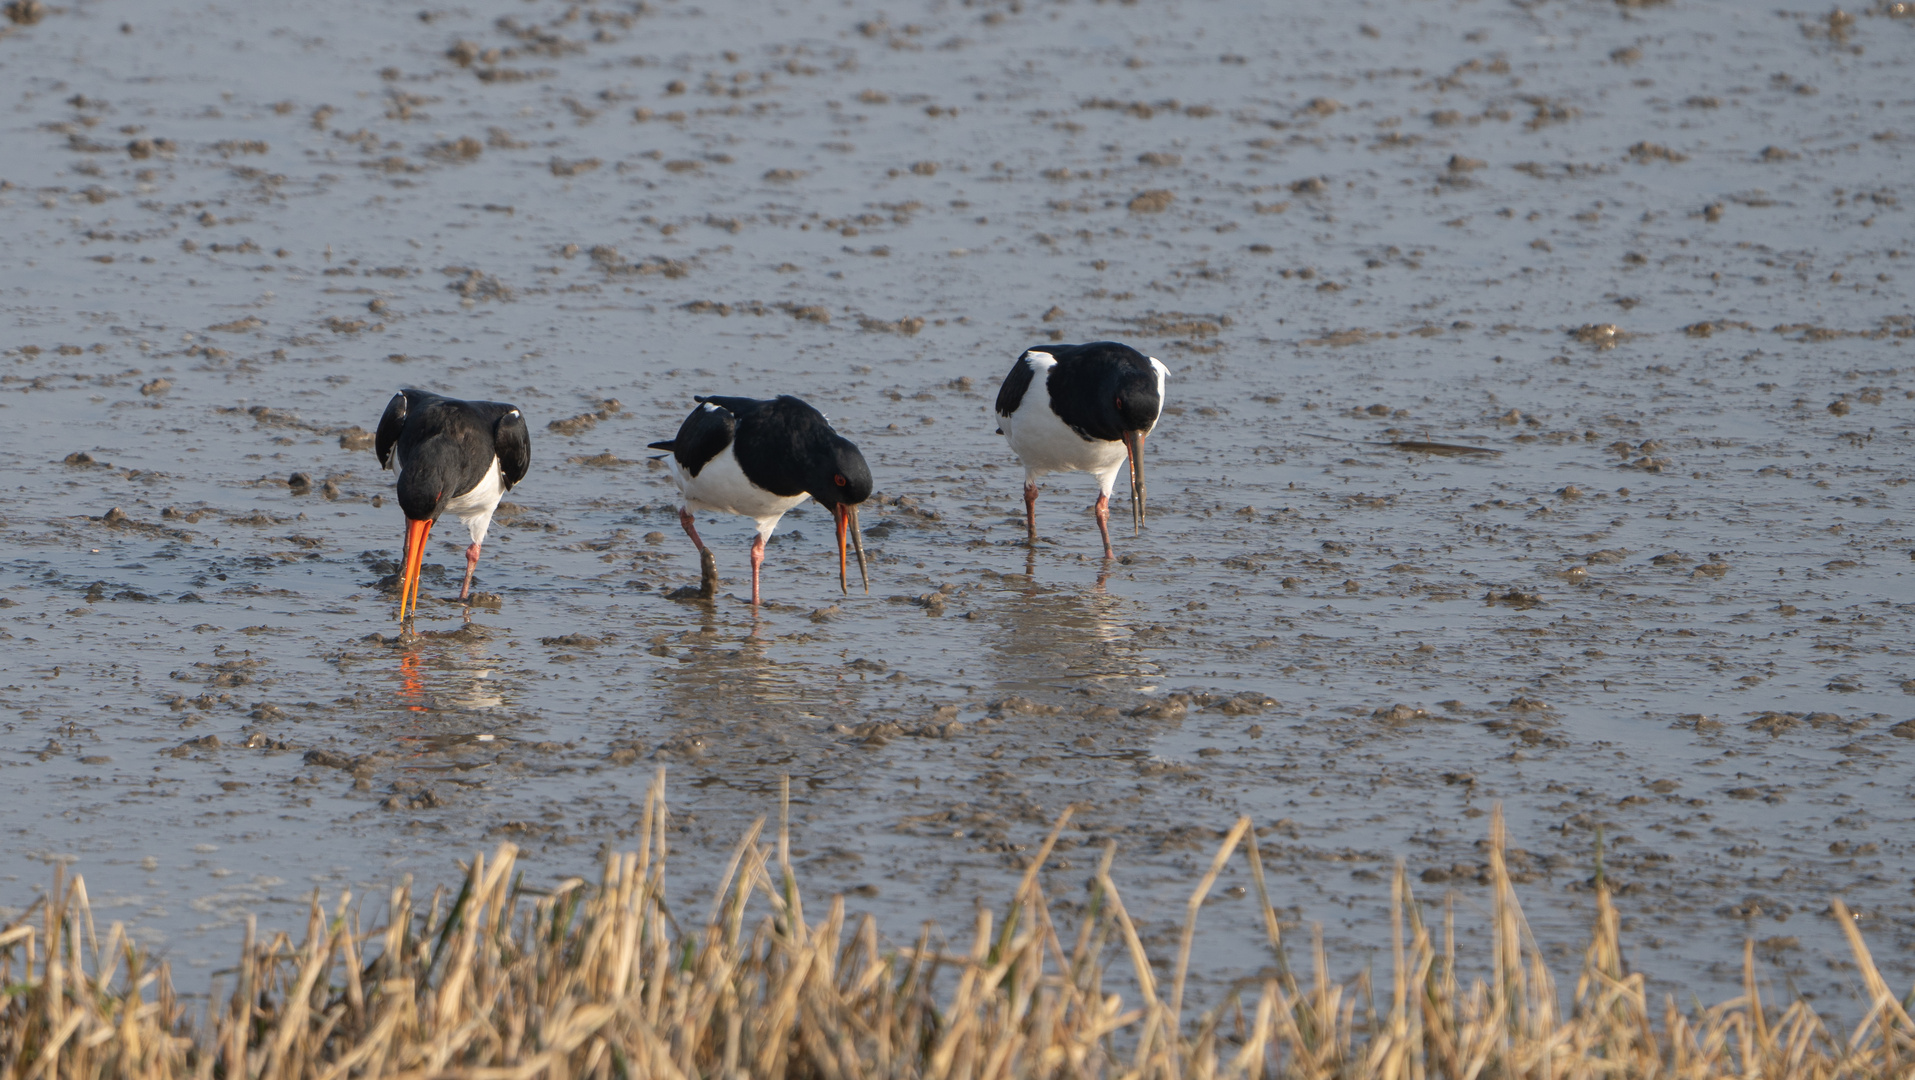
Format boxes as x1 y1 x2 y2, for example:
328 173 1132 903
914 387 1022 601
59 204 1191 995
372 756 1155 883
665 447 808 538
441 456 505 546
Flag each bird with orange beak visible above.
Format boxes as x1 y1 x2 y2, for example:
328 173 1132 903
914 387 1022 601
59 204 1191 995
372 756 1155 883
993 341 1167 558
375 389 530 625
649 394 871 605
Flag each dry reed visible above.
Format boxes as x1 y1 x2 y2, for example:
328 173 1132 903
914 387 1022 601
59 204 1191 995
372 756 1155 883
2 772 1910 1079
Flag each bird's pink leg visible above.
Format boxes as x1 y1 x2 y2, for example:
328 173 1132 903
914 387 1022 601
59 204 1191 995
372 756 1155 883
748 533 767 606
459 542 481 599
678 507 710 554
1094 494 1114 560
680 507 719 597
1024 480 1039 543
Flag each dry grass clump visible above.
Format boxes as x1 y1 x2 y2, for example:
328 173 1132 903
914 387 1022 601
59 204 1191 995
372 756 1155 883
3 776 1912 1078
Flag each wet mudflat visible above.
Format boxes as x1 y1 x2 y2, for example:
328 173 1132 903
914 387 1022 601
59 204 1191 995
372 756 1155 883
0 0 1911 1009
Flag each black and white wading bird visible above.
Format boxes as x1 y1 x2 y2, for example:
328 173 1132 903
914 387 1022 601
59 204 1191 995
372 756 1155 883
375 389 530 624
994 341 1168 559
649 395 871 605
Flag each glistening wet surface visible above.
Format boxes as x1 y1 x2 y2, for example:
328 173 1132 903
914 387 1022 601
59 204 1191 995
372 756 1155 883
1 0 1912 1010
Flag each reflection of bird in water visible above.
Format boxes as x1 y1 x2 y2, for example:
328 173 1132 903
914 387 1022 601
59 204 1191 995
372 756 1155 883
1026 547 1112 594
380 637 514 797
994 341 1167 559
375 389 531 626
390 642 507 715
660 606 792 713
985 566 1152 695
649 606 867 796
649 395 871 605
395 652 428 713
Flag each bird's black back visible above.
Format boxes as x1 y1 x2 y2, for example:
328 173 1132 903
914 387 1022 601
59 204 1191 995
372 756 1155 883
655 395 870 504
375 389 530 519
999 342 1160 442
646 402 735 478
994 354 1038 419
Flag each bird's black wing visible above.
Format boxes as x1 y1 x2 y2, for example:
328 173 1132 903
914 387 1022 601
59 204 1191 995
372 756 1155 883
730 396 832 498
691 394 771 419
494 407 530 490
648 401 736 478
995 351 1045 418
1042 343 1144 443
375 391 409 469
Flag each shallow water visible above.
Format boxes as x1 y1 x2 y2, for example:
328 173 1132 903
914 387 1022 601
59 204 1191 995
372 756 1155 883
1 0 1912 1011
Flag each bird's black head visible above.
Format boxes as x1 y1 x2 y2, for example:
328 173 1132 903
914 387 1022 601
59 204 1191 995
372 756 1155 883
1112 366 1163 434
393 429 475 522
395 464 449 522
807 435 872 508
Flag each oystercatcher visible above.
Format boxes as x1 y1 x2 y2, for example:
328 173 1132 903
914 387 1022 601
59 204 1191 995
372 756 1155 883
375 389 530 624
649 395 871 605
994 341 1167 558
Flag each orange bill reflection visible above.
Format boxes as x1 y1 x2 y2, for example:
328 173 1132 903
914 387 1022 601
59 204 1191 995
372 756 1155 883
396 652 430 712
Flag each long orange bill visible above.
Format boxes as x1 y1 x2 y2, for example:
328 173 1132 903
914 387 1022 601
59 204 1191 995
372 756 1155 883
850 505 868 593
835 504 848 594
400 518 433 623
1122 430 1147 534
834 504 870 595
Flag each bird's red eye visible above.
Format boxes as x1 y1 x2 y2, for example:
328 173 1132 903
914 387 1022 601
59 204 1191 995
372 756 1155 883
1114 396 1124 410
834 474 847 486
